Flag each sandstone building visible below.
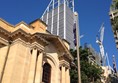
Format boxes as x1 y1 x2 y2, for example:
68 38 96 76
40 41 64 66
0 18 73 83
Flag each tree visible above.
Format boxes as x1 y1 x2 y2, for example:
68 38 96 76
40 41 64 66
111 0 118 10
110 0 118 31
106 74 118 83
70 47 103 83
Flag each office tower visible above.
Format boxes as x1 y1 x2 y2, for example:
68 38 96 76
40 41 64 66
41 0 75 48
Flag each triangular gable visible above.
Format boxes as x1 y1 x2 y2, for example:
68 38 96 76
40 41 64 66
38 33 74 61
29 19 47 34
14 22 31 33
0 18 14 32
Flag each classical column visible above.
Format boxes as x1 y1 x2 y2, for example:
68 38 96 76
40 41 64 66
61 66 66 83
66 68 70 83
0 46 10 82
35 52 43 83
28 48 37 83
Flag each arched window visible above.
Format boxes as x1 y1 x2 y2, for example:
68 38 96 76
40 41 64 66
42 63 51 83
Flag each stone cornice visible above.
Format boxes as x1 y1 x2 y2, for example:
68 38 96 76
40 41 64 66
31 33 49 45
30 42 44 51
12 38 30 47
11 29 30 43
0 37 9 46
0 27 49 47
12 38 45 51
59 53 72 63
0 27 10 40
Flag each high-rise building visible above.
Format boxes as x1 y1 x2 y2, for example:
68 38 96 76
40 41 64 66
84 44 101 66
41 0 76 48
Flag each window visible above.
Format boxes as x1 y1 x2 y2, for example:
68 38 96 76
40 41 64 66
42 63 51 83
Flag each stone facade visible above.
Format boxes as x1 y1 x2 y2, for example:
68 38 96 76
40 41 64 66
0 18 73 83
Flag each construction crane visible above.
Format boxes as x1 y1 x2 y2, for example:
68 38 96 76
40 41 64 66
96 23 105 66
105 53 110 69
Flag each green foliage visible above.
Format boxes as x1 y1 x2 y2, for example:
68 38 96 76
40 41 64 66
110 0 118 31
111 16 118 31
116 2 118 9
114 0 118 9
106 74 118 83
111 0 118 10
70 47 103 83
81 71 89 83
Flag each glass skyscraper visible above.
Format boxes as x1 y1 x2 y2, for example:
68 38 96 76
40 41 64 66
41 0 76 48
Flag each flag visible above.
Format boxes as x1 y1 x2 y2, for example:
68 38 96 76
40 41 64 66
73 23 77 46
113 55 117 73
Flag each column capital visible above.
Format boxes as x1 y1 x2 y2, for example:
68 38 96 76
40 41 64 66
59 60 70 69
28 46 38 83
30 42 44 52
59 53 73 64
30 48 44 56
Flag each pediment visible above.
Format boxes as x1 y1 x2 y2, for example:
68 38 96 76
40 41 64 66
38 33 74 61
13 22 31 33
0 18 14 32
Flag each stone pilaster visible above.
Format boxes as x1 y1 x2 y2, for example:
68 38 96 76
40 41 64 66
0 46 9 82
61 66 66 83
59 57 70 83
1 40 30 83
28 48 37 83
34 52 43 83
66 68 70 83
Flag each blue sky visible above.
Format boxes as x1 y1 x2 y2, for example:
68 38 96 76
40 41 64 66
0 0 117 69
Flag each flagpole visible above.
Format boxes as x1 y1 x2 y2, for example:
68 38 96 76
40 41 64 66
74 12 81 83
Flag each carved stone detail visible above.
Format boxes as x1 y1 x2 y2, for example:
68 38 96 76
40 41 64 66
59 60 70 69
